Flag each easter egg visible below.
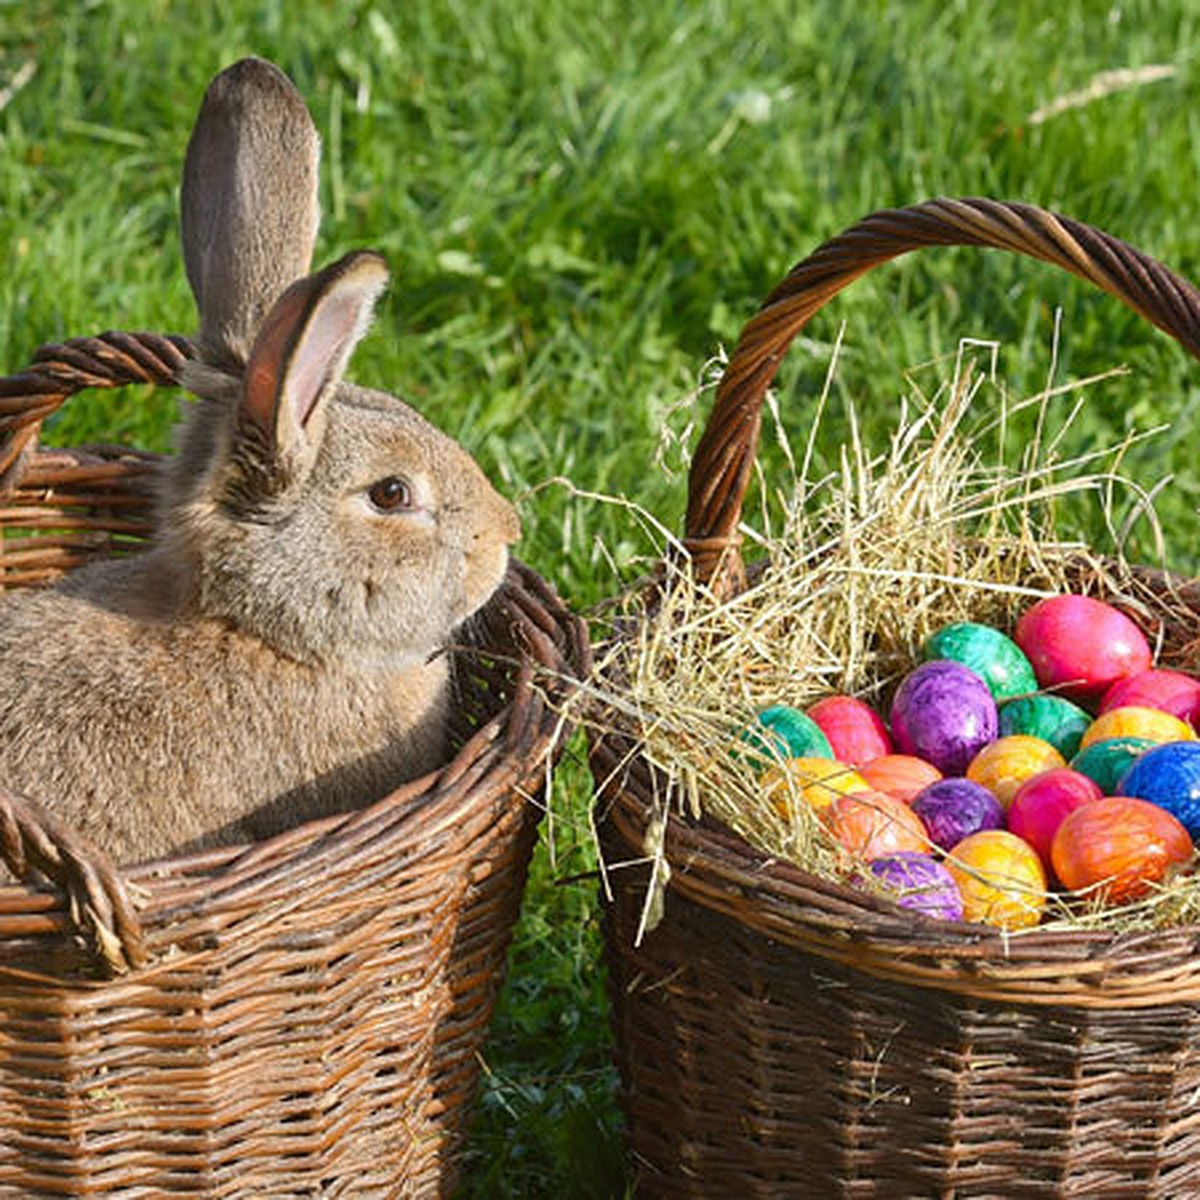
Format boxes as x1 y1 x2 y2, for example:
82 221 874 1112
890 661 999 777
998 694 1093 760
823 790 930 860
1014 594 1151 703
1051 795 1192 904
911 778 1005 851
946 830 1047 930
740 704 833 766
1117 741 1200 838
966 735 1066 809
923 621 1038 701
1079 706 1195 751
762 756 871 818
868 852 964 921
1006 767 1103 867
806 695 893 766
1100 668 1200 727
858 754 944 803
1070 737 1157 795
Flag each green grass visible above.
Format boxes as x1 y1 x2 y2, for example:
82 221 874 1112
4 2 1200 1194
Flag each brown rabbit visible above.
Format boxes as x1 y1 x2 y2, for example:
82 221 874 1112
0 57 520 863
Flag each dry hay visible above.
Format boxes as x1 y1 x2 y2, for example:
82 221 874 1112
576 333 1200 936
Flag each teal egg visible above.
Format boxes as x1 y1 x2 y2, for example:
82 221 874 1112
1069 736 1156 795
998 694 1093 760
923 622 1038 702
740 704 833 765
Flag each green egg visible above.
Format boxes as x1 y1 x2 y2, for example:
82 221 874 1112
923 622 1038 702
739 704 833 766
1070 736 1157 795
999 694 1093 760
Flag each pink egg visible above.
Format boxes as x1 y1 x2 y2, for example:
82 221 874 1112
1100 668 1200 728
1006 767 1103 870
806 695 893 767
1014 595 1151 704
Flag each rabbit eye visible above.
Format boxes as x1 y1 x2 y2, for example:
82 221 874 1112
367 476 414 512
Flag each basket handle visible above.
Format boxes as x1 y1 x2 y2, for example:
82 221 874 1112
684 196 1200 593
0 330 194 973
0 330 194 490
0 785 148 973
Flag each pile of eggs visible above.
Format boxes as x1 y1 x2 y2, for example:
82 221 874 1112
743 594 1200 931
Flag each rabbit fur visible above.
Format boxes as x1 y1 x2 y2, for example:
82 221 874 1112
0 57 520 864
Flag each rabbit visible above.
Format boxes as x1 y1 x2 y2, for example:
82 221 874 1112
0 56 520 865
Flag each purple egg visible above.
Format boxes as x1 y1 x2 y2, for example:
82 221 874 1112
868 852 964 921
890 661 999 776
911 778 1006 851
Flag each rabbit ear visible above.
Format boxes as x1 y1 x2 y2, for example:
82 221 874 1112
239 250 389 471
181 57 321 366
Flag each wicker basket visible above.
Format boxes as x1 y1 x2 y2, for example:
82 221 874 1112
590 198 1200 1198
0 332 589 1197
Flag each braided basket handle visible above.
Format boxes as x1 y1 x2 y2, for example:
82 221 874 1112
0 330 194 490
684 197 1200 593
0 330 194 973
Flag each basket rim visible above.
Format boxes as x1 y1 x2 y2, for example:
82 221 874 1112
0 332 592 979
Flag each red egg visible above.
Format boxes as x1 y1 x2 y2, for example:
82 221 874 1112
823 790 930 860
1014 595 1151 704
1050 795 1193 904
1100 668 1200 728
858 754 944 804
806 695 893 766
1006 767 1103 869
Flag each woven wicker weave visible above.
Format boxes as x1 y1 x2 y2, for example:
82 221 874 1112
0 332 589 1196
591 198 1200 1198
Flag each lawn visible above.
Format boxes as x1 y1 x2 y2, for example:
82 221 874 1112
3 2 1200 1195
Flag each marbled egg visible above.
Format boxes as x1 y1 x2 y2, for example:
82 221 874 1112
911 778 1005 851
868 852 964 921
966 735 1066 809
741 704 833 766
923 621 1038 701
946 829 1048 930
890 661 999 777
1100 668 1200 728
762 756 870 818
1117 740 1200 838
823 790 930 860
1014 594 1151 703
1006 767 1103 868
1080 706 1195 751
1070 736 1157 795
858 754 944 804
806 694 893 766
998 693 1093 760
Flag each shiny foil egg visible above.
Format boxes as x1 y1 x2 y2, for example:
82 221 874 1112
1006 767 1103 869
806 694 893 766
890 661 999 777
1014 594 1151 703
1051 795 1192 905
857 754 944 804
911 778 1005 851
823 790 930 860
1100 668 1200 728
868 852 964 922
923 621 1038 702
946 829 1048 930
998 693 1093 760
965 735 1066 810
1116 741 1200 838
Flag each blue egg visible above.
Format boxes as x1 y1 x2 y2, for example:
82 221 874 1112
1117 741 1200 838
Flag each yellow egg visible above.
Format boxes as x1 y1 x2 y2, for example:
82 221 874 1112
1080 705 1195 750
965 735 1066 810
762 756 871 818
946 830 1047 930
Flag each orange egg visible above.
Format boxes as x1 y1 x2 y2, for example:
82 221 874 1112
822 790 930 860
1050 795 1193 905
762 756 871 818
966 735 1066 809
858 754 943 804
1079 706 1195 750
945 830 1048 930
